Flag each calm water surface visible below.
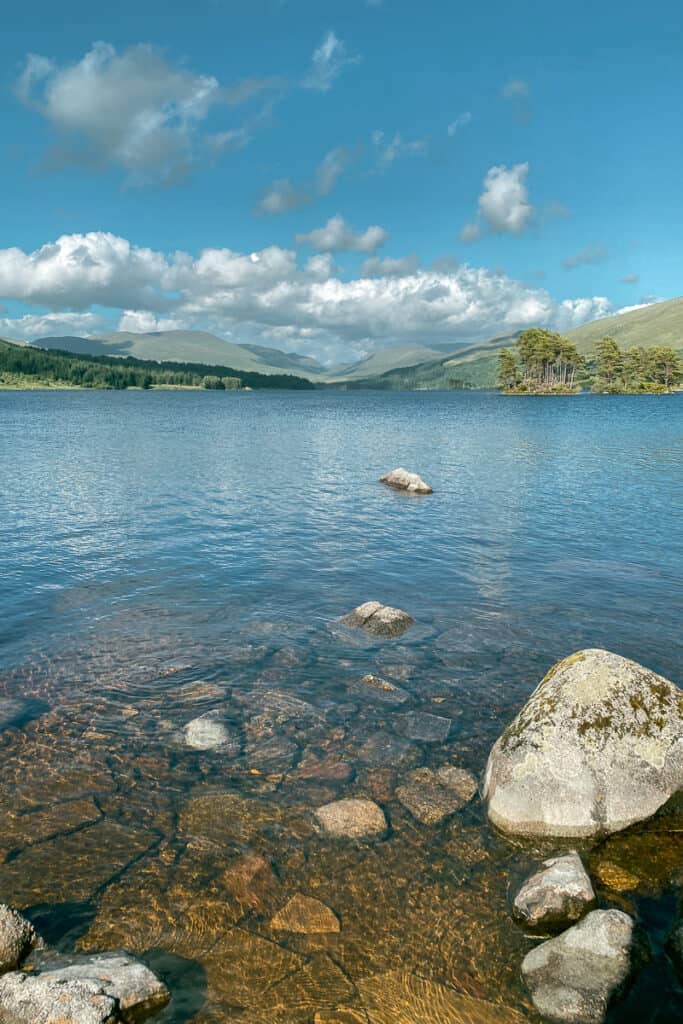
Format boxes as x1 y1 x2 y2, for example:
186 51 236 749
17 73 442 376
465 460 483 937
0 389 681 1022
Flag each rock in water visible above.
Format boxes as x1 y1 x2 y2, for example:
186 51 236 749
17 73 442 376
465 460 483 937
521 909 636 1024
183 710 241 753
271 893 340 934
379 469 433 494
396 767 477 825
0 905 40 971
358 969 527 1024
315 799 388 839
483 649 683 839
512 852 596 934
0 951 169 1023
340 602 414 638
346 674 410 706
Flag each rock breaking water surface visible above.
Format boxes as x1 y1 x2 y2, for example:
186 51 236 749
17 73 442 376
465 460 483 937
0 389 681 1022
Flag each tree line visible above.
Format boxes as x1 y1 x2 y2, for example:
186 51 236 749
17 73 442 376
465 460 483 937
497 328 681 393
0 342 315 390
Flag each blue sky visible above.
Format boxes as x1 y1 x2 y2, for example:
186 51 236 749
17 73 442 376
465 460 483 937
1 0 681 362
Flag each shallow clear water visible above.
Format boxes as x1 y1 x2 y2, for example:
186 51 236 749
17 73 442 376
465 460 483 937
0 389 681 1022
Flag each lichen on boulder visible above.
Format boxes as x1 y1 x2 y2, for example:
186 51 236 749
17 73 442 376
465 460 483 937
483 649 683 840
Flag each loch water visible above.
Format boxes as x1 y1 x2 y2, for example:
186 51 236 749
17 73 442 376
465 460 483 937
0 388 682 1022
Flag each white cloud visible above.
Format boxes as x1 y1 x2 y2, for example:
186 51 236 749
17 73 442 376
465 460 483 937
16 42 238 183
462 163 533 240
447 112 472 136
259 146 353 214
258 178 310 214
0 230 623 364
502 78 529 99
0 311 104 341
562 245 608 270
303 31 360 92
316 146 352 195
373 130 427 165
296 216 388 253
117 310 188 333
361 255 419 277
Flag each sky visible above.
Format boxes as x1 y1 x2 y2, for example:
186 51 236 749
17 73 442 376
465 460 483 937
1 0 681 365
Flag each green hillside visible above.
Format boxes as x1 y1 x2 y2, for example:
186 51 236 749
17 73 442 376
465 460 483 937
328 343 456 381
566 296 683 352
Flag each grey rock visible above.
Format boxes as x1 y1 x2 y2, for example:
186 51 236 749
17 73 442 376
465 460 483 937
358 731 416 768
483 649 683 839
245 733 298 773
315 798 388 839
234 688 321 722
522 909 636 1023
379 468 433 494
396 767 476 825
434 765 479 801
398 710 451 743
340 602 414 638
513 852 596 934
0 904 39 972
0 950 169 1023
346 674 410 706
183 711 241 753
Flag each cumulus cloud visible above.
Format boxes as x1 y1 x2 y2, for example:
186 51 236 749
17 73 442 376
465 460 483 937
461 163 533 241
296 216 388 253
117 310 188 333
502 78 529 99
622 273 640 284
303 31 360 92
16 42 243 183
562 245 608 270
447 112 472 137
360 255 419 277
258 146 353 214
0 230 621 363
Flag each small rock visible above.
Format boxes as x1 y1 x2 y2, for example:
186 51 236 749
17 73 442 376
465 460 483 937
183 710 241 753
0 905 39 972
522 909 636 1023
347 675 410 706
293 756 355 783
397 711 451 743
512 852 596 934
358 731 415 768
395 767 475 825
315 799 388 839
245 733 298 773
0 951 169 1023
435 766 479 801
593 860 640 893
379 468 433 494
271 893 340 934
340 602 414 638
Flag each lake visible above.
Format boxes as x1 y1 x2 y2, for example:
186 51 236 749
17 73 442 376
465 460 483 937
0 388 681 1022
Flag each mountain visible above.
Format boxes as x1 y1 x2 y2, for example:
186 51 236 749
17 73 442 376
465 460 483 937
327 343 461 381
0 336 27 347
345 297 683 390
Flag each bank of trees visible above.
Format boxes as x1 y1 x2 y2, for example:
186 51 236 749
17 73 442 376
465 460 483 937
496 328 583 393
593 337 681 392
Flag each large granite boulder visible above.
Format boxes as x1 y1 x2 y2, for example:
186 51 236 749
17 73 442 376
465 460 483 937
484 649 683 839
0 904 40 972
521 909 636 1023
379 468 433 494
0 951 169 1023
340 602 414 638
512 852 596 934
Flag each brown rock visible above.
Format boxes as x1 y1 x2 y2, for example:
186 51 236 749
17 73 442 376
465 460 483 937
271 893 340 934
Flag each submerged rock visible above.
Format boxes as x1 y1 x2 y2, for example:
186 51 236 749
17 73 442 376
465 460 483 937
397 710 451 743
271 893 340 934
222 852 283 915
340 602 414 638
315 798 388 839
245 733 298 773
183 710 241 753
379 468 433 494
346 674 410 706
521 909 636 1023
358 731 416 768
396 767 477 825
512 852 596 934
0 951 169 1023
483 649 683 839
357 969 527 1024
0 905 40 972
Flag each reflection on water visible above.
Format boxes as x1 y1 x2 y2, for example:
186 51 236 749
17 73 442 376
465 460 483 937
0 389 681 1021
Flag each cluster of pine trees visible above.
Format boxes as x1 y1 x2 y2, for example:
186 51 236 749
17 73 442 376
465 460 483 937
0 341 314 390
497 328 681 394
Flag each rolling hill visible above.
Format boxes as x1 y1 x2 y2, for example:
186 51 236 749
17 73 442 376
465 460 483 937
566 297 683 353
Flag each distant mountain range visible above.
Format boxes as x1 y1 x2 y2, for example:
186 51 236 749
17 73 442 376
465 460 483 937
6 296 682 390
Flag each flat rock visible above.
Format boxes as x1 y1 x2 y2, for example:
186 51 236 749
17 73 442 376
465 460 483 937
340 602 414 638
357 969 527 1024
522 909 635 1023
0 905 39 971
292 756 355 783
222 852 283 915
512 852 596 934
379 468 433 494
396 767 476 825
483 649 683 839
315 799 387 839
183 711 241 753
245 733 298 773
0 951 169 1023
271 893 340 934
346 675 410 706
358 731 416 768
435 766 479 801
398 711 451 743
